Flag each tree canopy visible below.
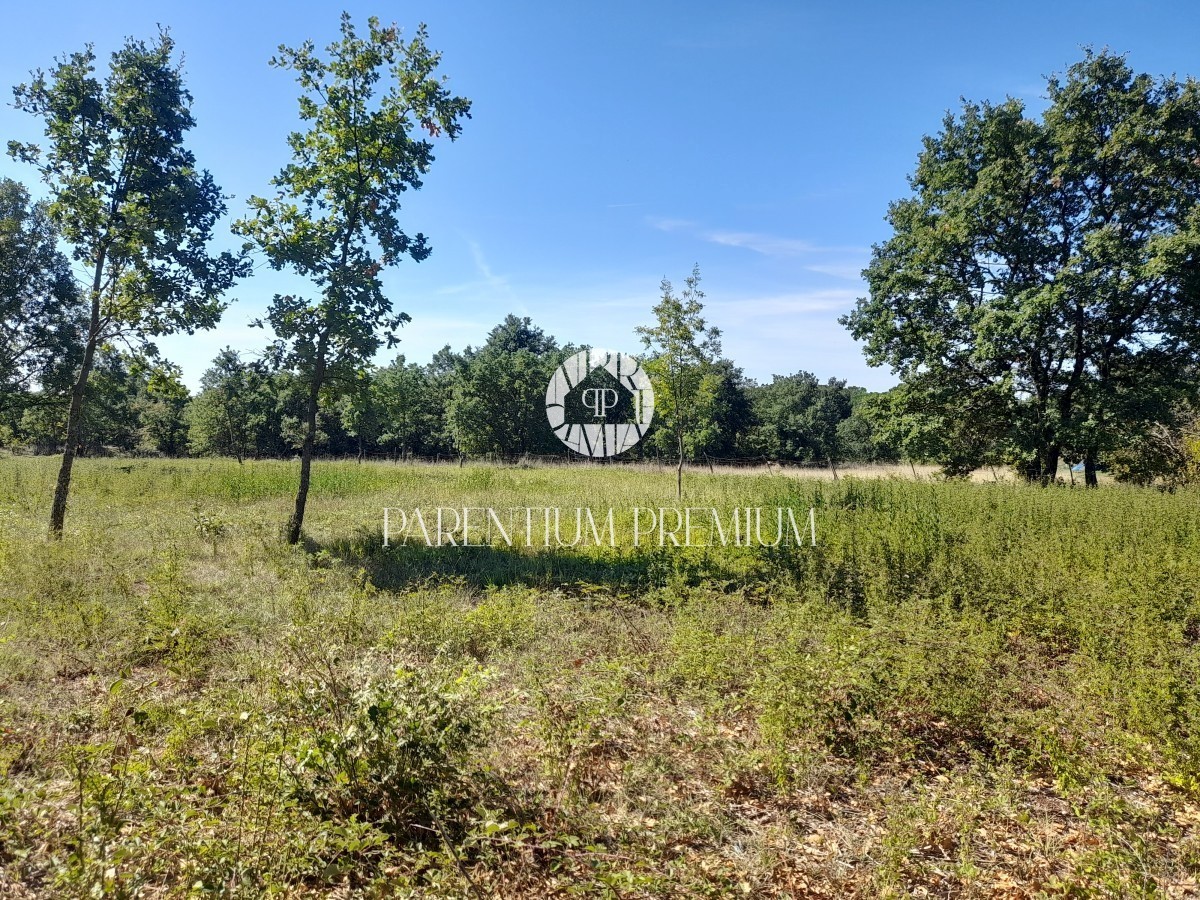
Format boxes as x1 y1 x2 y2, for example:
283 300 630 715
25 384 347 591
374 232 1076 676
0 177 82 427
234 13 471 543
9 30 247 534
842 50 1200 484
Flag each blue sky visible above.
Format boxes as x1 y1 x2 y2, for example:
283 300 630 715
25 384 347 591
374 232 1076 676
2 0 1197 392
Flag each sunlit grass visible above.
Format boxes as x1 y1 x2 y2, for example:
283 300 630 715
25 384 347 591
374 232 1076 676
1 455 1198 895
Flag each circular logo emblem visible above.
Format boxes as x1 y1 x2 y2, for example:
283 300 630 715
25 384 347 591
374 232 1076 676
545 349 655 457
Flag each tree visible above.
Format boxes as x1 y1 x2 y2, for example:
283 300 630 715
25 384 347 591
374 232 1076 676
76 350 142 454
807 379 854 478
842 51 1200 485
186 350 277 461
836 388 898 465
447 316 564 458
134 361 190 455
745 372 856 475
857 381 1007 478
9 31 247 536
0 177 83 430
702 359 755 461
373 355 454 458
234 13 470 543
1105 401 1200 488
336 371 383 461
15 366 126 455
746 372 819 462
636 265 722 499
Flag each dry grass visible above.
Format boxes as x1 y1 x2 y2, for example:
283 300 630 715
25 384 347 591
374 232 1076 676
0 456 1196 896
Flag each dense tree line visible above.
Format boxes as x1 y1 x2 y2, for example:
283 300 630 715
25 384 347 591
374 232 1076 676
0 308 895 469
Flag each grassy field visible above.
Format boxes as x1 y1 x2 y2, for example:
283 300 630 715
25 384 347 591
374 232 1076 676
1 456 1200 897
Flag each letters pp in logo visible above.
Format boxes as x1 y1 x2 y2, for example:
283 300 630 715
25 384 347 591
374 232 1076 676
581 388 619 418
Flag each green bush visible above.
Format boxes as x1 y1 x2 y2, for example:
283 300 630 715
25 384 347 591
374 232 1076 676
281 661 497 844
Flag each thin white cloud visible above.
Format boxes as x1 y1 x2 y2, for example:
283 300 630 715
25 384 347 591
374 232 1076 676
706 231 822 255
705 230 866 258
646 216 696 232
646 216 867 262
435 238 511 295
468 239 507 290
707 289 859 318
806 262 867 281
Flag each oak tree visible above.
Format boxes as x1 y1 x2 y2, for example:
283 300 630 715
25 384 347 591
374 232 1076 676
234 13 470 543
636 265 722 498
9 31 246 535
843 51 1200 484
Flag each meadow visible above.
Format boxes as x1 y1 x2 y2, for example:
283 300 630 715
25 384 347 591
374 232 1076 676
1 456 1199 897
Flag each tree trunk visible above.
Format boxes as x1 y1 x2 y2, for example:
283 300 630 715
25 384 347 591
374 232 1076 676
1084 450 1098 488
1043 446 1060 485
48 333 98 538
1024 445 1061 485
676 430 684 500
828 455 839 481
286 334 327 545
49 255 105 539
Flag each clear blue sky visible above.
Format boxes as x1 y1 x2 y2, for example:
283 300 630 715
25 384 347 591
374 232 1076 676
2 0 1196 392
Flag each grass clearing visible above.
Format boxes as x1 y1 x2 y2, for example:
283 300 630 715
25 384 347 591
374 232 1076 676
1 456 1199 896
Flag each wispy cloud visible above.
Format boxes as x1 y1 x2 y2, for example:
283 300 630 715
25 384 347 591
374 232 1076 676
647 216 867 268
707 289 859 318
704 230 866 259
705 231 823 256
805 262 867 281
435 238 511 295
469 239 507 290
646 215 696 233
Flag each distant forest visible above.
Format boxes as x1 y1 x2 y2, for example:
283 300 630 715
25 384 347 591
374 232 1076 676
1 309 892 471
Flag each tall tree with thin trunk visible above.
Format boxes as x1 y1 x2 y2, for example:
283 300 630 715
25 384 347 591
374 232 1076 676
636 265 722 499
235 13 470 544
8 31 247 537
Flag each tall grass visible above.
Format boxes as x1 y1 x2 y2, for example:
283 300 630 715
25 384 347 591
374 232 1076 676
1 455 1199 895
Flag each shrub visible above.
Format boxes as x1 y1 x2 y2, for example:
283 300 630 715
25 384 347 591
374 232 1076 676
281 660 497 844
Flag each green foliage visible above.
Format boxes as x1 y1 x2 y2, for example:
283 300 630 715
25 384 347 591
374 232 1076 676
133 360 190 455
636 265 722 494
0 177 83 425
186 349 283 461
233 13 470 542
1106 408 1200 488
865 381 1007 476
447 316 565 457
843 50 1200 483
281 660 495 842
372 354 455 458
9 28 246 534
745 372 857 470
8 32 245 338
